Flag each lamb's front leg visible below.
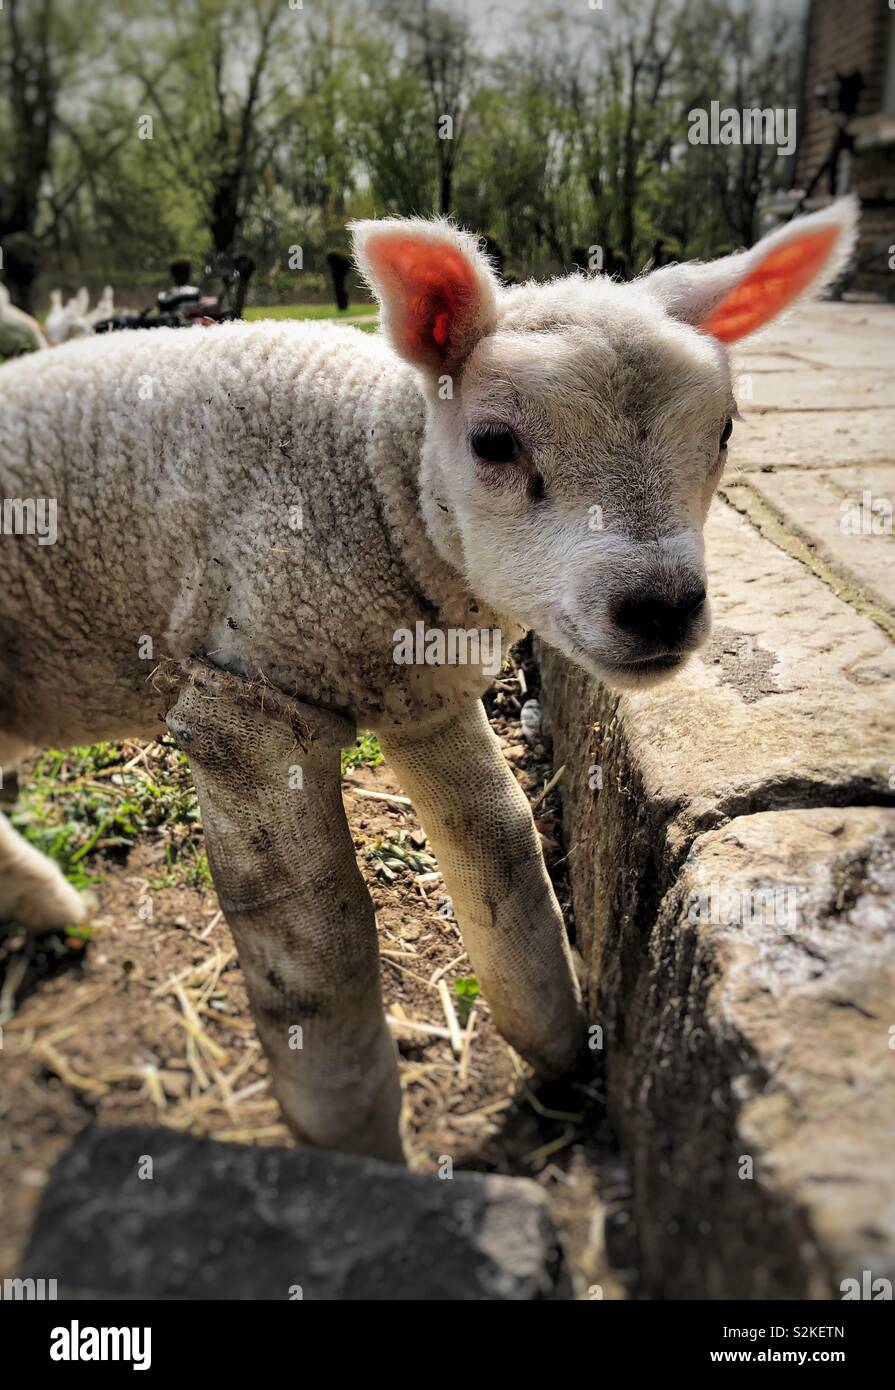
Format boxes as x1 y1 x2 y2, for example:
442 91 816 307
165 666 403 1163
0 736 90 931
378 700 584 1076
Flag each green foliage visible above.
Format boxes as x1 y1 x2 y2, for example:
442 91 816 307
350 61 438 216
1 0 799 308
244 302 377 322
0 321 42 357
364 835 437 883
11 741 200 888
454 975 480 1025
340 731 384 777
146 841 212 891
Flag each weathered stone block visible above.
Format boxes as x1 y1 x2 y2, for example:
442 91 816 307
622 807 895 1298
741 466 895 616
22 1125 570 1300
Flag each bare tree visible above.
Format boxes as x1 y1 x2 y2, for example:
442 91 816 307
0 0 60 307
124 0 289 266
380 0 473 215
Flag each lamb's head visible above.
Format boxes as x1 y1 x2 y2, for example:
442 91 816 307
352 200 857 689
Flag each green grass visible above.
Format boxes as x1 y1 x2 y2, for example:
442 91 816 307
454 976 480 1025
340 730 383 777
10 727 384 891
244 302 378 322
11 740 201 889
147 842 212 891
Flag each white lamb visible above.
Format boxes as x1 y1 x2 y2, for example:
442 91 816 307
44 289 67 346
45 286 92 345
0 284 48 354
86 285 115 326
0 200 856 1161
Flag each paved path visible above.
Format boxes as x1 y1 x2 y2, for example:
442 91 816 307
729 301 894 636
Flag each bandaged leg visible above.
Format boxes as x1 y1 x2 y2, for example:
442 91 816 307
165 664 403 1162
378 700 584 1077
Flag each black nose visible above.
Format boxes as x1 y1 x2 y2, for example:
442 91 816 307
614 588 706 645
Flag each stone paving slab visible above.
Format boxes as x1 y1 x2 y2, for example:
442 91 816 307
735 367 891 412
732 351 824 373
730 408 895 469
743 302 895 369
741 465 894 615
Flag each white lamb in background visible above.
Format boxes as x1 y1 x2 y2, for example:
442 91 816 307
0 284 48 356
45 284 92 341
44 289 67 345
0 200 856 1161
45 286 92 344
62 286 92 339
86 284 115 325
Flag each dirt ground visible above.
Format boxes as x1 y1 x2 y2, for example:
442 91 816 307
0 647 632 1297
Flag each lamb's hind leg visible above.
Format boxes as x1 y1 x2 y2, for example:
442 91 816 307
164 666 404 1163
0 736 89 931
378 700 585 1077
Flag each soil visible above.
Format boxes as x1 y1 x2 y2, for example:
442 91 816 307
0 645 632 1298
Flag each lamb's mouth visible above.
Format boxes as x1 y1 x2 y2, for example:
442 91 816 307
550 621 690 686
600 652 685 677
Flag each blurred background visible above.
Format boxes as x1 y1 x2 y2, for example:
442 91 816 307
1 0 892 326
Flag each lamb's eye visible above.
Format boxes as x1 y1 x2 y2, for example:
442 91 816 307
470 423 520 464
720 417 733 448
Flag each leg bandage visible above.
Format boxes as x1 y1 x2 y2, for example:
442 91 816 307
165 662 403 1162
380 701 584 1077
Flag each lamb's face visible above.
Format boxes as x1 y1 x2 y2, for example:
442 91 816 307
352 201 856 689
421 285 731 688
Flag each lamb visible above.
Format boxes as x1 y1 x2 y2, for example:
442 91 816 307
0 199 857 1162
44 286 91 345
0 283 48 355
86 285 116 326
44 289 67 346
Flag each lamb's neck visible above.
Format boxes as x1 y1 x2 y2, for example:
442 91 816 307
368 363 478 628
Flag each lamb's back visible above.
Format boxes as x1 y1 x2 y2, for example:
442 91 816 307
0 320 439 737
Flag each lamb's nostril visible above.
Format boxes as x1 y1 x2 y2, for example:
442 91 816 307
614 587 707 645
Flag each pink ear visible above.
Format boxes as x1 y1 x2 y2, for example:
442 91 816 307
701 225 840 343
645 198 858 342
352 220 498 373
